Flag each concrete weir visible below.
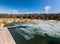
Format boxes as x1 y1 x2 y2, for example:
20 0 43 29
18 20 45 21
0 27 16 44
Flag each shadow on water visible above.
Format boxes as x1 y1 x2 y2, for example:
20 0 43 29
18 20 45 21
8 28 60 44
8 28 48 44
8 28 27 44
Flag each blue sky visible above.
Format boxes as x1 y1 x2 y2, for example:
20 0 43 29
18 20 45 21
0 0 60 14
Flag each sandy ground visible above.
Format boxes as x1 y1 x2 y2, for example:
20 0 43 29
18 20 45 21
0 27 16 44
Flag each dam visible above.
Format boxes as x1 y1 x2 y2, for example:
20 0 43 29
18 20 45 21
5 22 60 44
0 20 60 44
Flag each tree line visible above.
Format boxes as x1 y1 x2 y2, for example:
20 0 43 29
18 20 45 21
0 13 60 20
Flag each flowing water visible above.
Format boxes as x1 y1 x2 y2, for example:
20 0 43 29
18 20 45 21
6 21 60 44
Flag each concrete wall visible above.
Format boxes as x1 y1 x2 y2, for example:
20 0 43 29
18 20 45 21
0 27 16 44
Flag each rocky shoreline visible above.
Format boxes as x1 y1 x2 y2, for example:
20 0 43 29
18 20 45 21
0 18 60 27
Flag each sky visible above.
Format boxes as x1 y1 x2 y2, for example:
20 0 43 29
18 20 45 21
0 0 60 14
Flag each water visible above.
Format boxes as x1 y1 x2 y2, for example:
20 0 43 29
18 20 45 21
6 22 60 44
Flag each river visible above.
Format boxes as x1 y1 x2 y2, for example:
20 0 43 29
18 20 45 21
6 21 60 44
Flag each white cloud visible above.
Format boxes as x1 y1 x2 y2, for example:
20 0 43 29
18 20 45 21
45 6 51 13
11 10 19 14
0 6 19 14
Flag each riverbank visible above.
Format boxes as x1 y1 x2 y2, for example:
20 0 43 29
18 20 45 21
0 18 60 27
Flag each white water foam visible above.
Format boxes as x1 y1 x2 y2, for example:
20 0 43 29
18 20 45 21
15 22 60 40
